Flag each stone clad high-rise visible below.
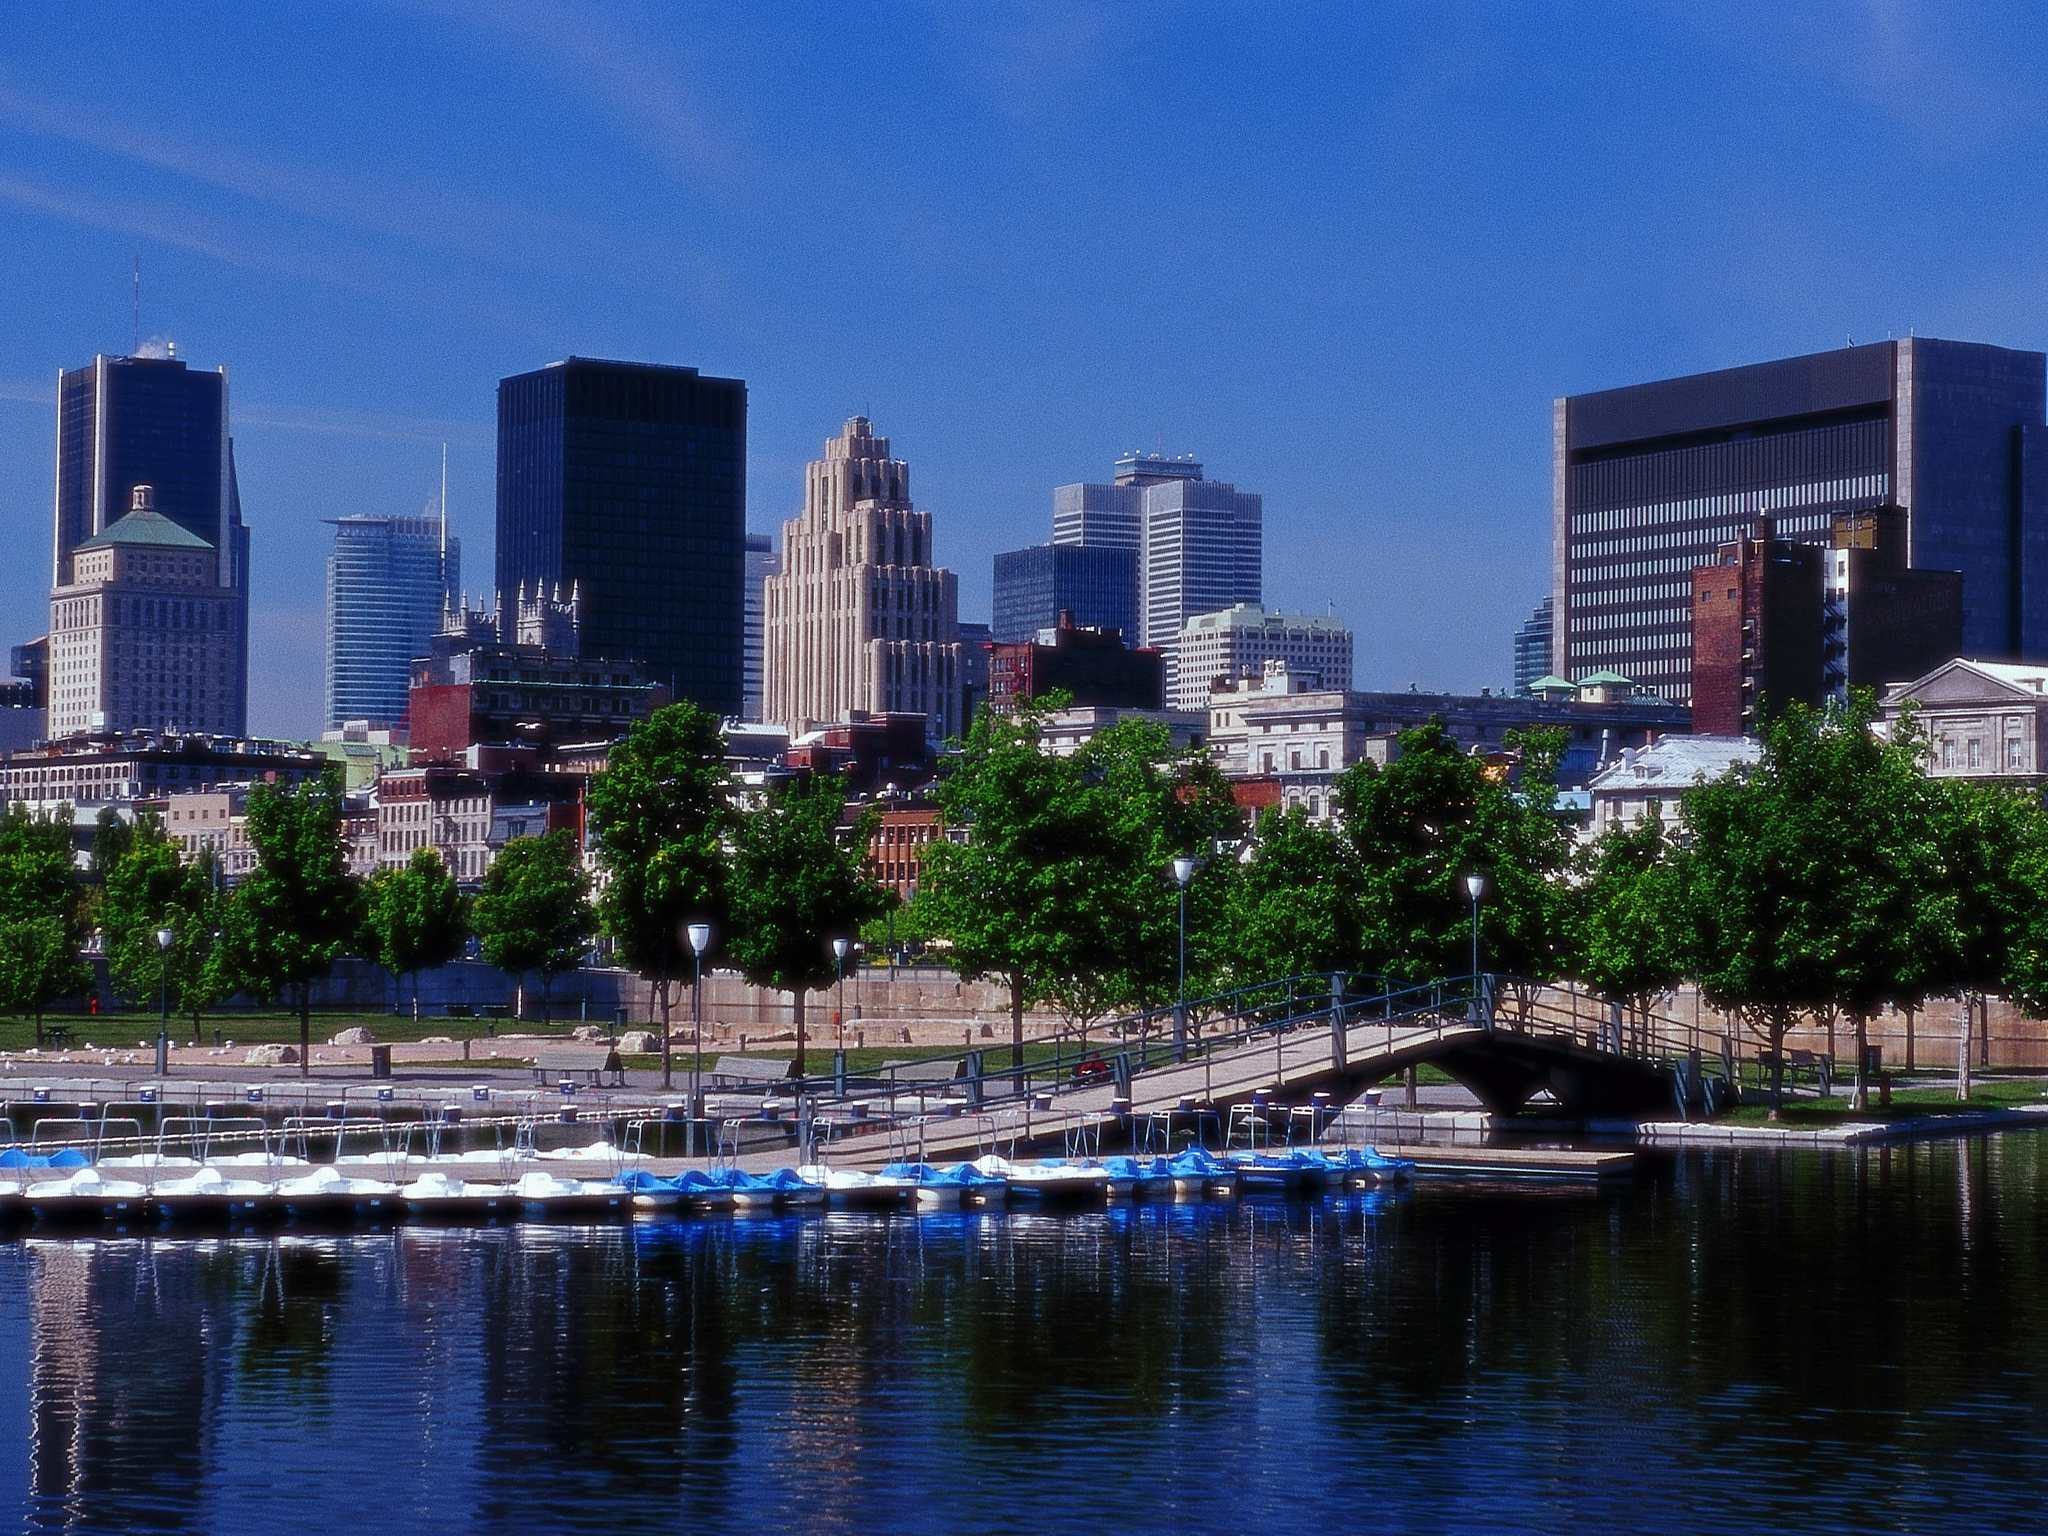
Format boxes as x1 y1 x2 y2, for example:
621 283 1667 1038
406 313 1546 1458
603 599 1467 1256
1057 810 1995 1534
763 417 963 740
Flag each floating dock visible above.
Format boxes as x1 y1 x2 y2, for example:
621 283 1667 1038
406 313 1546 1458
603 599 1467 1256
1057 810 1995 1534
1377 1143 1634 1180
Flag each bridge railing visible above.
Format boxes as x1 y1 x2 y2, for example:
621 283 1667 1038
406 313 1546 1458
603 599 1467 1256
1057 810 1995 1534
781 970 1480 1114
1493 978 1737 1080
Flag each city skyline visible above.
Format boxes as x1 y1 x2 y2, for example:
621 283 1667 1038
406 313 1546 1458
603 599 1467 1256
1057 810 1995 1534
3 6 2047 736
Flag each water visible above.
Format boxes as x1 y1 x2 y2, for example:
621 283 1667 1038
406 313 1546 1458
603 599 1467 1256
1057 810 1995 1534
3 1140 2046 1534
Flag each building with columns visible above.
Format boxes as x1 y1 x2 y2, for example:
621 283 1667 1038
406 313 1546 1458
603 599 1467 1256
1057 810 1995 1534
763 416 964 740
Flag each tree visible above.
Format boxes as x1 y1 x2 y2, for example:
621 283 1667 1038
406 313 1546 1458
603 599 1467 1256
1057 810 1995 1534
101 817 226 1031
0 916 90 1042
1934 780 2045 1099
0 806 89 1044
361 848 469 1020
472 832 591 1024
917 704 1094 1073
586 703 731 1074
213 769 361 1077
1576 803 1685 1051
1333 721 1578 1004
1221 807 1359 985
724 774 889 1076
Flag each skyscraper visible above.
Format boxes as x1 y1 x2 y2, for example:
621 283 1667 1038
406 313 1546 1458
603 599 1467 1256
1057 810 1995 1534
49 486 239 737
742 531 777 721
324 511 459 730
52 351 249 733
1054 452 1262 699
1172 603 1353 710
1554 337 2048 702
495 357 746 716
1513 596 1555 694
763 416 964 739
992 542 1138 644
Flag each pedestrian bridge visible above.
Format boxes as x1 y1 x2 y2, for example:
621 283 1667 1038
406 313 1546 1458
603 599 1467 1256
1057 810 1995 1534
795 973 1735 1165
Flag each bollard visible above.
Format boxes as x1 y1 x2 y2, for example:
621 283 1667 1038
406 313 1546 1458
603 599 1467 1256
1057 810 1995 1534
559 1106 579 1125
439 1106 462 1126
326 1100 347 1120
203 1101 226 1119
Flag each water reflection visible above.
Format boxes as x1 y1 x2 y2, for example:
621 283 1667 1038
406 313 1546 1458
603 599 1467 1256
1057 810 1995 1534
1 1148 2046 1533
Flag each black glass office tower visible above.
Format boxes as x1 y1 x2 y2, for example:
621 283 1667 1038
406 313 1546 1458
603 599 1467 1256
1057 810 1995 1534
992 542 1139 644
53 353 250 734
1554 338 2048 703
496 358 747 715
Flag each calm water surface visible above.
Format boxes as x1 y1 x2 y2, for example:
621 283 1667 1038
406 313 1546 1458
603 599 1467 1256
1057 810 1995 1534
3 1140 2046 1534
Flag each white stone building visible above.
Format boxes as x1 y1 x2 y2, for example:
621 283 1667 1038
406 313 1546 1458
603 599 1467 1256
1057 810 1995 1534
1175 604 1354 711
1583 735 1759 840
763 418 963 740
1880 658 2048 781
48 486 240 738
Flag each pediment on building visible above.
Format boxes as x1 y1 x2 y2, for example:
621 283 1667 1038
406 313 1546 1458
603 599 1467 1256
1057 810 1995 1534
1885 658 2048 707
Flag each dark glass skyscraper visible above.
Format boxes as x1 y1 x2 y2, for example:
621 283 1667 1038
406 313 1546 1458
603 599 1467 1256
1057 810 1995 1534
1554 338 2048 702
1512 595 1554 694
496 358 746 714
52 352 249 734
992 542 1139 643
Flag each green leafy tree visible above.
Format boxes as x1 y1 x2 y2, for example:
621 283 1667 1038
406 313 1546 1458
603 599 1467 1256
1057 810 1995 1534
1333 722 1577 1003
1930 779 2044 1098
1221 807 1359 985
0 806 89 1043
101 817 227 1030
918 704 1094 1071
585 703 731 1065
471 832 592 1024
725 775 889 1076
361 847 469 1020
214 769 361 1076
1575 803 1685 1050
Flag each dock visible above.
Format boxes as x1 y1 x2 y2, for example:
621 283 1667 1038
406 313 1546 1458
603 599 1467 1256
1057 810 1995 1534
1377 1143 1634 1180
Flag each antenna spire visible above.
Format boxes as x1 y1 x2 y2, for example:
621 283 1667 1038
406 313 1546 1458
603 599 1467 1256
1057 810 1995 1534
439 442 449 565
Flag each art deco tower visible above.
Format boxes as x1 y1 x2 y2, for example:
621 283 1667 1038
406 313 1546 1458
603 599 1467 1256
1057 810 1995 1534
763 417 963 740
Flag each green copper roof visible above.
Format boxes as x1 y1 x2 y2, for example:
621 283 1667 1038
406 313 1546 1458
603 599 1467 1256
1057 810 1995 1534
1574 670 1636 687
75 507 214 553
1526 674 1574 691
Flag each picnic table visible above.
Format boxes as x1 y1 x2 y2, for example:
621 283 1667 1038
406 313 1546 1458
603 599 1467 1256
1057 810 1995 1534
532 1044 625 1088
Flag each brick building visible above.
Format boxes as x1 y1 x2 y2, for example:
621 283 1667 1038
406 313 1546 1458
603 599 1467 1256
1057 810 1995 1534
986 613 1163 714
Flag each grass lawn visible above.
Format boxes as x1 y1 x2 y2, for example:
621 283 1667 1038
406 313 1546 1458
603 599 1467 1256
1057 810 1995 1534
1719 1074 2048 1127
0 1010 598 1054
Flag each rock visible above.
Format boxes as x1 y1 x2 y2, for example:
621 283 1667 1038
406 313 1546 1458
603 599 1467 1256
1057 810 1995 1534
421 1035 454 1045
979 1023 994 1039
330 1026 376 1046
896 1028 913 1043
571 1025 607 1042
245 1044 299 1066
615 1029 661 1053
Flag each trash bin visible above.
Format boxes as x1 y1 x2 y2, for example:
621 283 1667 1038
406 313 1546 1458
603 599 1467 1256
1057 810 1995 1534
370 1045 393 1080
612 1007 629 1037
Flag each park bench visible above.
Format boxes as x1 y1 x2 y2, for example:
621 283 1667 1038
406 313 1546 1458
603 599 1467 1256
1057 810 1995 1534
705 1055 796 1092
880 1057 969 1100
479 1004 510 1020
444 1004 474 1020
531 1044 624 1088
42 1024 74 1049
1787 1049 1834 1092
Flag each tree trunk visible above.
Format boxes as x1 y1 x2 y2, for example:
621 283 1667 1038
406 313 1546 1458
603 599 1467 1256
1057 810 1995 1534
540 973 554 1027
33 1009 42 1049
515 977 527 1021
660 975 673 1089
1011 975 1026 1094
299 982 312 1079
1958 994 1974 1102
1852 1011 1869 1111
1904 1005 1916 1073
792 987 807 1078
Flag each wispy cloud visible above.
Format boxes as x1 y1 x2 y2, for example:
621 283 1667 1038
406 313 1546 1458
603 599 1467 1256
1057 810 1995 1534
236 401 491 449
0 80 559 264
406 0 745 186
0 171 396 298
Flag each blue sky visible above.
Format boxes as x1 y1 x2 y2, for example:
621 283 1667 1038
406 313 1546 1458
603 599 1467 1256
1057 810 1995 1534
1 1 2043 737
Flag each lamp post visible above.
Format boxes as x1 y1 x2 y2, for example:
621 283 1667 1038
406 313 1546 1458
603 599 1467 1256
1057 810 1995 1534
1465 873 1486 1025
1172 856 1198 1060
154 926 175 1078
832 937 850 1050
686 922 711 1157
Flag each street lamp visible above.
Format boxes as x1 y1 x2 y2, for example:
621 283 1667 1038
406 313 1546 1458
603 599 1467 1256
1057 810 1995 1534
1172 856 1198 1059
1464 873 1485 977
832 936 851 1050
686 922 711 1157
154 926 175 1077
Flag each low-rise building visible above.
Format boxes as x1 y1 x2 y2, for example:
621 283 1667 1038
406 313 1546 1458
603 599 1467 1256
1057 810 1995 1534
0 733 323 819
986 612 1163 714
785 713 935 795
1038 706 1206 758
1880 658 2048 781
1583 735 1759 839
867 801 943 902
